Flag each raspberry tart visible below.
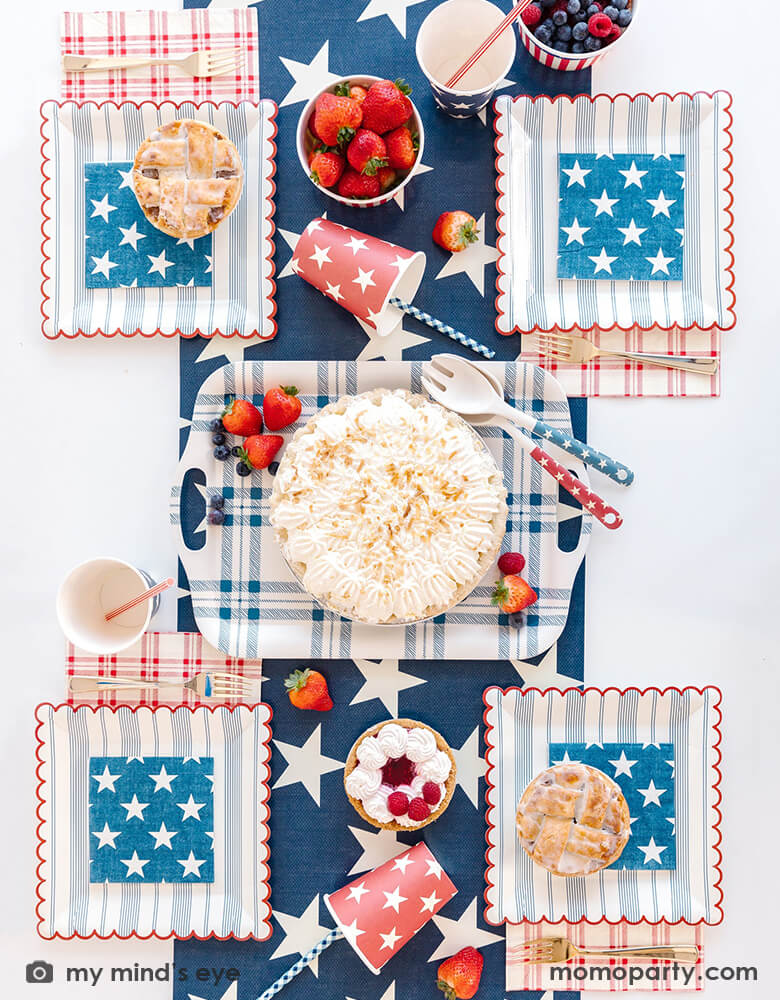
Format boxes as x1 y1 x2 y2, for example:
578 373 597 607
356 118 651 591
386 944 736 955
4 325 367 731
344 719 456 830
516 763 631 877
269 389 507 624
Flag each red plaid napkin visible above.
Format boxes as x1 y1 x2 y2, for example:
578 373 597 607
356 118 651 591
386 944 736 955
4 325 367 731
60 8 259 102
66 631 264 707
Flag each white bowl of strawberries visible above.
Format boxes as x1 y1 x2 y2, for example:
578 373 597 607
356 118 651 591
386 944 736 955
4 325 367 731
296 75 425 208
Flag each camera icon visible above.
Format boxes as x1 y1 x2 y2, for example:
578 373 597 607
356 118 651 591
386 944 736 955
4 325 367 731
26 962 54 984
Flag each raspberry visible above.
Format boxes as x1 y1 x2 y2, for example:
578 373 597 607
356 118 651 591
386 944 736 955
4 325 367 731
382 755 416 788
388 792 409 816
422 781 441 806
606 23 622 41
498 552 526 576
588 12 613 36
521 3 542 26
408 798 430 822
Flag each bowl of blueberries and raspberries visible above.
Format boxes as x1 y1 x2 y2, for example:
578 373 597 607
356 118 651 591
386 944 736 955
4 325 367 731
519 0 637 60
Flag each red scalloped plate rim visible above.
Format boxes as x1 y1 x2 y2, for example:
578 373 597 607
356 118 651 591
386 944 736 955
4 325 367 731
481 684 723 927
492 90 735 339
34 701 274 941
40 99 279 342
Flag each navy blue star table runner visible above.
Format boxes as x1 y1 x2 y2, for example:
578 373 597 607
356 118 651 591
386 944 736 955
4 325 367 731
177 2 589 998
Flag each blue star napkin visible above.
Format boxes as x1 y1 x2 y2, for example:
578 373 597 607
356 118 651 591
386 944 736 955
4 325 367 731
548 742 676 870
89 756 214 883
84 162 212 289
557 153 685 281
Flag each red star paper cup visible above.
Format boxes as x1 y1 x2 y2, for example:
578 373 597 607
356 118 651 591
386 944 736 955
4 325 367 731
324 842 457 975
292 218 426 336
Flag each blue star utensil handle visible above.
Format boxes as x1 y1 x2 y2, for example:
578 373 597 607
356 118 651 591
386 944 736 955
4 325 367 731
257 928 344 1000
530 420 634 486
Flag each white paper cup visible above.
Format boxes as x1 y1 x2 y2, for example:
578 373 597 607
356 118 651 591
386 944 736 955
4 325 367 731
416 0 517 117
56 557 160 654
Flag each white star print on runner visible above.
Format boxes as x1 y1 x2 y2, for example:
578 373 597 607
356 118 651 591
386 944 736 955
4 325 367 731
617 218 648 246
279 41 341 107
92 822 120 849
149 764 177 792
273 725 344 806
177 850 207 878
177 794 206 821
561 217 590 246
435 214 499 295
357 0 431 38
347 982 396 1000
271 895 331 977
90 192 117 223
356 316 430 361
510 645 578 688
638 837 668 865
148 822 177 850
609 750 638 777
646 247 676 275
120 851 149 878
120 794 148 821
452 727 487 808
588 247 618 274
116 167 133 189
349 658 426 716
90 250 117 280
118 222 145 251
92 764 121 792
392 161 433 209
618 160 648 188
590 189 619 217
428 898 504 962
647 190 677 217
147 250 174 277
637 779 666 807
347 825 403 875
562 159 592 187
187 982 238 1000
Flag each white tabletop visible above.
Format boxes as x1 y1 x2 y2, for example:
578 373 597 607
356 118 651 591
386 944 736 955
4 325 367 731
1 0 776 996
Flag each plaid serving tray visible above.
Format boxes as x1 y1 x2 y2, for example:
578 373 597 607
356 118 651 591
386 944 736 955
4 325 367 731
170 360 593 660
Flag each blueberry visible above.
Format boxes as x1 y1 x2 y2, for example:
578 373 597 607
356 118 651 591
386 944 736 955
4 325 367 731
603 5 619 19
208 417 224 433
554 40 571 52
617 8 632 25
214 444 231 461
573 10 587 21
567 0 581 11
207 509 225 526
508 612 526 629
209 494 225 509
212 432 226 446
584 35 602 50
540 0 556 6
573 20 588 39
586 2 601 14
552 9 567 25
268 461 280 477
231 445 242 457
236 461 252 477
572 40 585 51
556 24 572 41
536 24 553 42
614 0 628 8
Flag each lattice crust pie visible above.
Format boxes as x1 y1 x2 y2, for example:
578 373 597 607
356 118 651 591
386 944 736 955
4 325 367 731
132 119 244 240
270 389 508 624
516 764 631 877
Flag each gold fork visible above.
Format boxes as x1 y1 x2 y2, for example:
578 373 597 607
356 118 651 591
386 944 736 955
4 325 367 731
528 331 719 376
68 671 257 701
62 48 243 79
510 936 700 965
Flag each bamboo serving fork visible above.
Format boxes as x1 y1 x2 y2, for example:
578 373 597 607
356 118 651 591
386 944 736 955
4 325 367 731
510 936 700 965
68 671 256 700
62 48 242 79
529 331 720 376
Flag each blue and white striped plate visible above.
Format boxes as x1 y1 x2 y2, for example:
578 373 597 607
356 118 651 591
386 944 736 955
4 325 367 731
40 100 277 340
483 686 723 925
170 361 592 661
34 703 272 940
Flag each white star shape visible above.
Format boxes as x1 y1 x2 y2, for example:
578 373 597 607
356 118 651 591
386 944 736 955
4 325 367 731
653 151 672 160
353 267 377 293
560 217 590 246
349 658 425 716
204 255 213 274
347 984 395 1000
510 645 579 688
118 222 146 251
356 316 429 361
675 227 685 248
176 794 206 821
646 247 676 275
309 244 332 269
346 235 369 255
357 0 430 38
120 794 148 821
117 167 134 190
120 851 149 878
428 898 503 962
340 917 365 949
609 750 639 777
425 859 444 880
589 189 619 217
379 926 403 952
189 985 237 1000
392 160 433 210
92 822 120 849
420 891 442 914
90 250 117 280
434 214 498 296
647 190 677 218
617 218 648 246
347 825 402 876
551 750 579 765
90 192 117 223
147 250 174 277
452 727 487 809
177 850 207 878
561 160 592 187
149 764 178 793
276 226 305 279
588 247 618 275
618 160 648 188
638 837 668 865
637 779 666 807
346 881 370 904
148 821 178 850
665 758 676 776
177 236 196 251
392 854 415 875
92 765 121 792
382 886 408 913
270 895 329 977
273 726 343 807
279 41 341 108
324 282 344 302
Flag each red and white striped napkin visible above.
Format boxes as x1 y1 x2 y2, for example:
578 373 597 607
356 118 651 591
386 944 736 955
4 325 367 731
507 920 705 992
66 631 263 707
60 8 259 102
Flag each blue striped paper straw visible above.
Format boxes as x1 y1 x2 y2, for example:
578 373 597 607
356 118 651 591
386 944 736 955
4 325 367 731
257 927 344 1000
389 296 495 360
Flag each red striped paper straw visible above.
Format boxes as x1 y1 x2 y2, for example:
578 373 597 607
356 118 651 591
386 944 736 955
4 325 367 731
445 0 532 88
104 577 174 622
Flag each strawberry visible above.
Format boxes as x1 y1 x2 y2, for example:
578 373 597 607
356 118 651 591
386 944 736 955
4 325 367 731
284 668 333 711
497 552 526 576
237 434 283 471
491 575 538 614
437 947 484 1000
313 92 363 147
347 129 389 176
263 386 302 431
309 149 345 188
432 211 480 253
385 126 418 171
361 79 414 134
221 398 263 436
338 168 381 200
377 166 397 192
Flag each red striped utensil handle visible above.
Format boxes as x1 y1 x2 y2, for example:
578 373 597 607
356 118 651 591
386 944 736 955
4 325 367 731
104 577 174 621
445 0 533 88
530 446 623 530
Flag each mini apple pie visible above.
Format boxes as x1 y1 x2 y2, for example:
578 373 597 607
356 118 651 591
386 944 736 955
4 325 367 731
516 763 630 877
132 119 244 240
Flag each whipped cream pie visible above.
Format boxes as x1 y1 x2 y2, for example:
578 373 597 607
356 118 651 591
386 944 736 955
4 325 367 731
269 389 507 624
